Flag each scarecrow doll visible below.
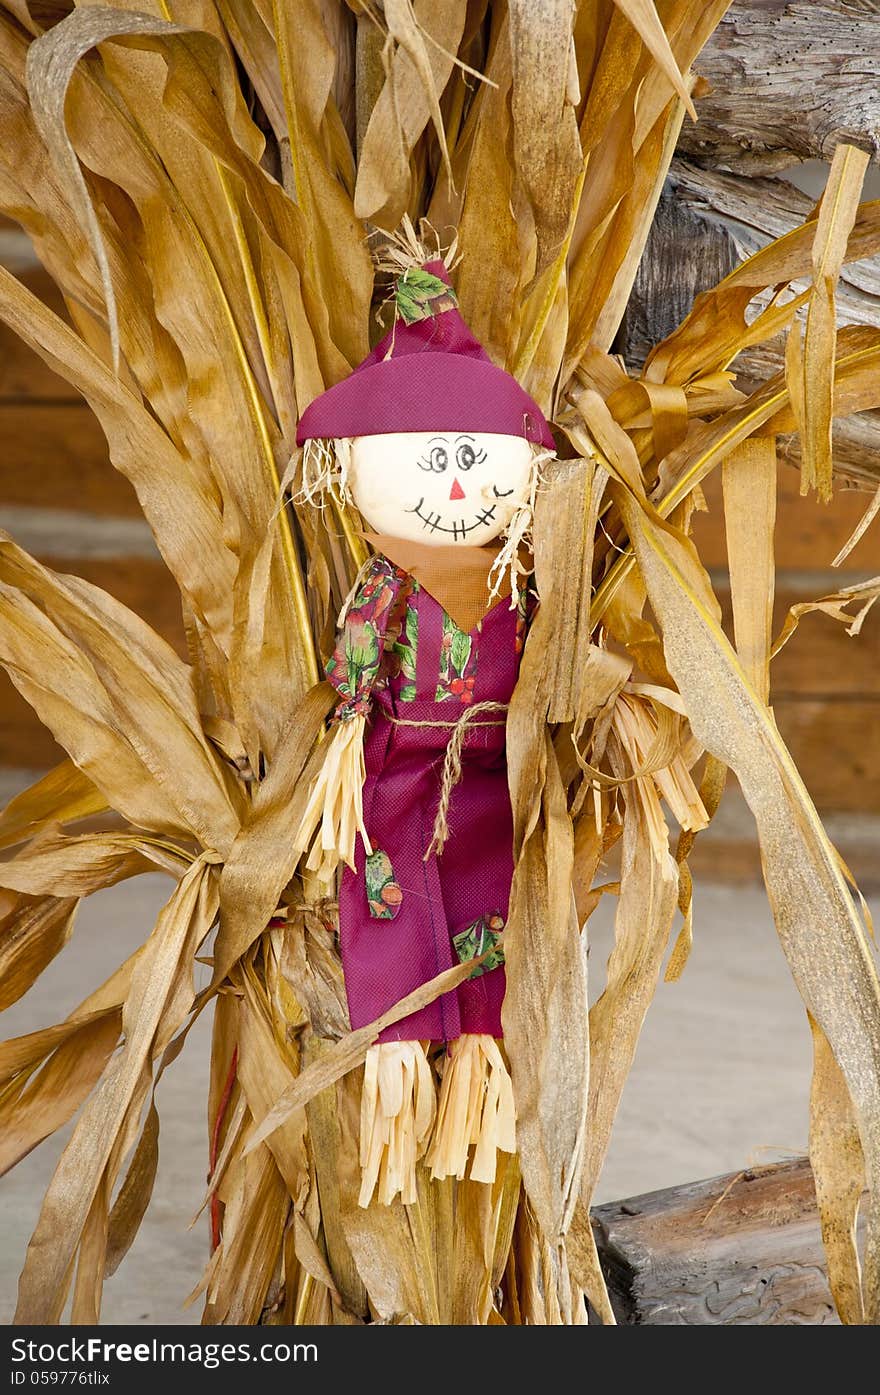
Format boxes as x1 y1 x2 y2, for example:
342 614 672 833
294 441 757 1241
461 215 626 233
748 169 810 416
292 255 554 1209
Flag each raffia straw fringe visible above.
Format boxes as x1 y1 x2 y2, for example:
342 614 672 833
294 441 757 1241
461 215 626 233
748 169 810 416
426 1035 516 1185
292 713 371 878
391 702 508 859
359 1041 436 1207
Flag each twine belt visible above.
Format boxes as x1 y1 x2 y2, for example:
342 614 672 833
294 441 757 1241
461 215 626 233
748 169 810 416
387 700 509 859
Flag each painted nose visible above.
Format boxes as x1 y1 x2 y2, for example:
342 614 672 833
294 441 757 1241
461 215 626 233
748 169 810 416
449 477 466 501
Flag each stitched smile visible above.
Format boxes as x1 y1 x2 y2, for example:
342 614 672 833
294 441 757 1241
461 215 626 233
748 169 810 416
407 499 498 539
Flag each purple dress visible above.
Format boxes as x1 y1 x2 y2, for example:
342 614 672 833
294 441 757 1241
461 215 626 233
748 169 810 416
325 554 529 1044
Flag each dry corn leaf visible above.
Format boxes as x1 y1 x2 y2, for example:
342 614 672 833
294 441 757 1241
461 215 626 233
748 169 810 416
772 576 880 657
1 0 878 1329
355 0 465 227
810 1014 866 1325
646 199 880 388
302 1044 369 1318
451 10 525 370
104 1102 160 1280
15 855 219 1322
0 1012 120 1177
247 933 509 1154
587 91 687 357
271 0 373 373
508 0 583 277
0 539 240 852
0 892 77 1012
664 753 727 983
215 681 335 985
0 831 167 897
331 1068 442 1324
0 762 106 851
577 733 678 1219
204 1137 289 1325
621 493 880 1323
722 437 777 704
0 266 239 654
502 455 632 1262
833 482 880 568
800 144 870 500
609 0 696 120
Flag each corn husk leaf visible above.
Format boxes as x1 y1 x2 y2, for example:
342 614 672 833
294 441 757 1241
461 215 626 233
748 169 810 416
0 892 77 1011
15 854 219 1323
1 0 879 1330
800 144 870 500
620 493 880 1323
722 437 777 704
0 762 106 851
810 1015 867 1325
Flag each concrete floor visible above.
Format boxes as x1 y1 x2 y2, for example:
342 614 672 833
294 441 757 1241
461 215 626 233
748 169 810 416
0 872 874 1324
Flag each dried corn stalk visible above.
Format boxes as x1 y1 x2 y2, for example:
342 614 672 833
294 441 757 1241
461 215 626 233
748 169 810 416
0 0 879 1327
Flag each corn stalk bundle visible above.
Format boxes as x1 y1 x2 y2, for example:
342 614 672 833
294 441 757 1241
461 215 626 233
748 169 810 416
0 0 879 1326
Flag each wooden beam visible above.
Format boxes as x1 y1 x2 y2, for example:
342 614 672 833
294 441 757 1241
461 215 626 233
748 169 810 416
691 465 879 574
592 1156 858 1324
682 0 880 176
0 266 80 402
0 404 137 515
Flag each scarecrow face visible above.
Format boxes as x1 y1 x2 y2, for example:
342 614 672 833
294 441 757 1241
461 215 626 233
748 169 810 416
349 431 533 547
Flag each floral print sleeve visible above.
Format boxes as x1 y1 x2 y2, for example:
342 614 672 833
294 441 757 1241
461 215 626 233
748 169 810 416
325 556 410 721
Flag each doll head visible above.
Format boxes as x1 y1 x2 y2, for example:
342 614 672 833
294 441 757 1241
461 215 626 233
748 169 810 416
347 430 534 547
295 251 554 584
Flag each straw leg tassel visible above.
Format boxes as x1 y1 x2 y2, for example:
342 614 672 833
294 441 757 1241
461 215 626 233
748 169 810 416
359 1041 436 1207
427 1035 517 1185
358 1036 517 1205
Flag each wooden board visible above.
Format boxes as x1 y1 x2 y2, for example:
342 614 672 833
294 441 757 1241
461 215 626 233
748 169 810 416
774 697 880 813
692 464 880 575
0 266 80 402
592 1156 852 1324
0 404 138 515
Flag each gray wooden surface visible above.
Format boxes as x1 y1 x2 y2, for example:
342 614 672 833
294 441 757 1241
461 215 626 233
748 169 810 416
592 1156 862 1324
679 1 880 174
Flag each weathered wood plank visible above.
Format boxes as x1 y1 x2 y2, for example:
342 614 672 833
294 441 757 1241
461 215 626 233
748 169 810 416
775 696 880 812
692 465 880 574
682 1 880 176
0 404 136 514
0 266 81 402
592 1157 856 1324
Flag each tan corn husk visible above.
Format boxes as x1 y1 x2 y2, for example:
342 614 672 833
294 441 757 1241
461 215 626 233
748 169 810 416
0 0 879 1327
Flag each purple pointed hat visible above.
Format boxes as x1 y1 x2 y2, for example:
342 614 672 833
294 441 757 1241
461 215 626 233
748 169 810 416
295 260 554 449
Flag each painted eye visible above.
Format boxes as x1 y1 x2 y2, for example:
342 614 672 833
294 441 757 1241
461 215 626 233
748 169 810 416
418 444 447 472
456 441 477 471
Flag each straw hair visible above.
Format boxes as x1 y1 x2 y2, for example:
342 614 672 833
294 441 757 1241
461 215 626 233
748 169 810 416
298 436 353 509
489 444 553 603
